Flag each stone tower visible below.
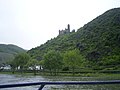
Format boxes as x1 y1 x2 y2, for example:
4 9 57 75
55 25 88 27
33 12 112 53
68 24 70 32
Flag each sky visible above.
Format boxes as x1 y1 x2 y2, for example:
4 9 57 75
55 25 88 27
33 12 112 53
0 0 120 50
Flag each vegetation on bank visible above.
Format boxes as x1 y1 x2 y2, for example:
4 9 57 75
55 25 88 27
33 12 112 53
1 69 120 79
3 49 120 76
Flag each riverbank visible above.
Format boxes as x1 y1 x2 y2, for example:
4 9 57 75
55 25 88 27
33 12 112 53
1 70 120 80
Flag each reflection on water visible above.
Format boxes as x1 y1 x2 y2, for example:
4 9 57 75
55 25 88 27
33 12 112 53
0 74 120 90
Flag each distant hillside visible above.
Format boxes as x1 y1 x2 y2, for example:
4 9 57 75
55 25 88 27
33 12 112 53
28 8 120 68
0 44 26 65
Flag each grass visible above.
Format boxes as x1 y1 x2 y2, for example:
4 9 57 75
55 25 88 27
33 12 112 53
1 70 120 80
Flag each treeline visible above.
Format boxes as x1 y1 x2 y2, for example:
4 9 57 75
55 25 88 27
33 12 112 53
9 49 88 75
9 48 120 76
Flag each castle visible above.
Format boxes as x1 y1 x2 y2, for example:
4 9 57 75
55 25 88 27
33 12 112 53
59 24 70 35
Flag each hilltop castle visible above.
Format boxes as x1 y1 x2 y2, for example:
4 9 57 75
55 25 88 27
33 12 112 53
59 24 70 35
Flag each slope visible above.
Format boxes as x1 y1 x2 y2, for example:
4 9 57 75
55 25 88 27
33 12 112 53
28 8 120 67
0 44 26 66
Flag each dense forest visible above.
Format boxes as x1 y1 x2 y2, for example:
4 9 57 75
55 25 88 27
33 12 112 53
28 8 120 71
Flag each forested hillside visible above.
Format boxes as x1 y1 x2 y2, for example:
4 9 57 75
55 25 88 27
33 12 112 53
0 44 26 65
28 8 120 69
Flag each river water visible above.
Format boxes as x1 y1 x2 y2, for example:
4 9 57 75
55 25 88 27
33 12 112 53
0 74 120 90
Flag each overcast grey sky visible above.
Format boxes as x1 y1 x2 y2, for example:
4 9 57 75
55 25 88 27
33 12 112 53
0 0 120 50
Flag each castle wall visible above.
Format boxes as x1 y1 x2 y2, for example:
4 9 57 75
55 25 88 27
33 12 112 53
59 24 70 35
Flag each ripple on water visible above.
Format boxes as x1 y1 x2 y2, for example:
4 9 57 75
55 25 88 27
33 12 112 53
0 74 120 90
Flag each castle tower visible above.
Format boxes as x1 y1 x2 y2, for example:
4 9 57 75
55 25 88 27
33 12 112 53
67 24 70 32
59 30 61 35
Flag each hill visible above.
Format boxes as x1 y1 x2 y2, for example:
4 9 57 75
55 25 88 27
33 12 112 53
28 8 120 69
0 44 26 66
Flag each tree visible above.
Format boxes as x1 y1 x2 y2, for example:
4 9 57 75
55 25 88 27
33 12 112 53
64 49 85 75
8 60 17 74
44 50 63 75
12 53 31 73
103 55 120 66
26 59 38 75
39 60 44 70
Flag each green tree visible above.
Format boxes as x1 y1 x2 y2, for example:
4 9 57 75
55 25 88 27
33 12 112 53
64 49 85 75
44 50 63 75
9 60 17 74
26 59 38 75
103 55 120 66
39 60 44 69
13 53 31 73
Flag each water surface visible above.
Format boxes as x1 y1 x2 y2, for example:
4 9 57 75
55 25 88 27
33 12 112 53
0 74 120 90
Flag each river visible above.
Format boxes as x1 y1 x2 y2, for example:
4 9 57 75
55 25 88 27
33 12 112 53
0 74 120 90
